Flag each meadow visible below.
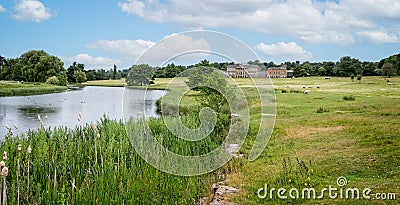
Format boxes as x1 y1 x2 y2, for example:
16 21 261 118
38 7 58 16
0 76 399 204
227 76 400 204
0 81 67 97
83 79 127 87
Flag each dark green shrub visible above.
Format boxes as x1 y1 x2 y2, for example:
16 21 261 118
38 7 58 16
343 95 355 101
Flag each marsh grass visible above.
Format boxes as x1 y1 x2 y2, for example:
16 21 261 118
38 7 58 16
0 81 67 97
0 115 231 204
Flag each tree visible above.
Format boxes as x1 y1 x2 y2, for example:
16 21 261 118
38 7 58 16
322 61 335 76
356 74 362 83
186 66 234 134
196 59 212 67
350 74 355 82
126 64 155 86
46 76 60 85
113 64 117 80
318 67 326 76
382 63 397 78
85 70 97 81
363 61 378 76
67 62 85 83
380 54 400 75
294 62 311 77
334 56 363 76
0 55 7 79
74 70 87 84
11 50 66 83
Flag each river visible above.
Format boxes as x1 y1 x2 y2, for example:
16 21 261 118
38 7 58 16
0 86 166 139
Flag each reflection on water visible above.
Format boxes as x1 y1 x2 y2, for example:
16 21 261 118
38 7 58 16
0 86 165 139
18 106 59 119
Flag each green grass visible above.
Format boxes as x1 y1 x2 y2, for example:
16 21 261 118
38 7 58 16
1 76 399 204
224 76 400 204
83 79 127 87
0 81 67 97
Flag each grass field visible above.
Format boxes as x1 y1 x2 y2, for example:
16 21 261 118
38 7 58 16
155 76 400 204
0 81 67 97
226 76 400 204
1 76 399 204
83 79 127 87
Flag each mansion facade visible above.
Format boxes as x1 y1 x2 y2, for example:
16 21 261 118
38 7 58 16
226 64 293 78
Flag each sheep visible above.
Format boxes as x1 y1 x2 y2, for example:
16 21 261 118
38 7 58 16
304 90 311 94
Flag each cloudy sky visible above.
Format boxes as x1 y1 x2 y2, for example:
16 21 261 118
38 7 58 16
0 0 399 69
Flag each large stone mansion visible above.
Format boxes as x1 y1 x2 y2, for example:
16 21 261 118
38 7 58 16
226 64 293 78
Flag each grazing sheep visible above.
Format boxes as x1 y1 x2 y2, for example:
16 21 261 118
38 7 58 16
304 90 310 94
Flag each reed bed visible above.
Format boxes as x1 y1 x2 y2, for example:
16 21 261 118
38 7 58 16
0 115 230 204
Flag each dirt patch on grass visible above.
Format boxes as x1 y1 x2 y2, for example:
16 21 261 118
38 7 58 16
282 126 346 140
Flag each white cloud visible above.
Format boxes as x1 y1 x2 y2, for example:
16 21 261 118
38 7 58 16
86 39 156 60
62 54 122 70
255 42 312 62
0 5 6 13
87 34 212 66
136 34 212 65
118 0 400 45
356 31 400 44
13 0 55 22
298 31 355 46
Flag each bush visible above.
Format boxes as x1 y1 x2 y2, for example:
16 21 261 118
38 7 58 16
343 95 355 101
317 106 329 113
45 76 60 85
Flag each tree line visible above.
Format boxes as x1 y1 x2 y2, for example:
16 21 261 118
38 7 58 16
0 50 129 85
1 50 399 86
125 56 400 86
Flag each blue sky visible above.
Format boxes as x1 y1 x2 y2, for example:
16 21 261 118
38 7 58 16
0 0 399 69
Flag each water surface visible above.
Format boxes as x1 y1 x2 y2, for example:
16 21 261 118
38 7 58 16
0 86 165 139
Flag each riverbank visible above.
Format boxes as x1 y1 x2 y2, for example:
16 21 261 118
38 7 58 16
83 79 127 87
82 78 174 90
0 81 67 97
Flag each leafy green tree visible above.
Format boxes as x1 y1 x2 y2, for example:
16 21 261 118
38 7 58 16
126 64 155 86
350 74 355 82
356 74 362 83
363 61 378 76
67 62 85 83
186 66 234 135
11 50 65 83
294 62 311 77
318 67 326 76
0 55 7 79
46 76 60 85
74 70 87 84
382 63 397 78
334 56 363 76
322 61 335 76
379 54 400 75
196 59 212 67
85 70 97 81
